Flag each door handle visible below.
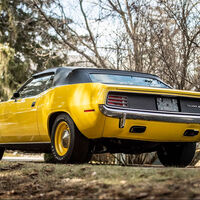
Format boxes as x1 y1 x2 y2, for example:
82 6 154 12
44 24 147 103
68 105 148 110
31 102 36 107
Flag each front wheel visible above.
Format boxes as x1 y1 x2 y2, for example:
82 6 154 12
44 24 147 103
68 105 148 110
157 142 196 167
0 148 5 161
51 114 90 164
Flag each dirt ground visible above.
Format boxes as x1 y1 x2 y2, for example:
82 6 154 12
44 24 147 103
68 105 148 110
0 161 200 199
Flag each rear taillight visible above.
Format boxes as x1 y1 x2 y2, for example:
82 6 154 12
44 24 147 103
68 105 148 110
107 94 128 107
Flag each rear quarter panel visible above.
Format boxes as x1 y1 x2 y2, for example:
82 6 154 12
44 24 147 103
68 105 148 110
37 83 107 141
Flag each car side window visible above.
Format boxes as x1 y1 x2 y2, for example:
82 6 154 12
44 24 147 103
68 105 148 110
19 75 53 98
45 75 54 90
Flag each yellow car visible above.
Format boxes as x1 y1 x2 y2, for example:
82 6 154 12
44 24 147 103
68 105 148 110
0 67 200 167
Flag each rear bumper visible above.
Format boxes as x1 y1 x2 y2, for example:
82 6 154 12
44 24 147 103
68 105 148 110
99 104 200 124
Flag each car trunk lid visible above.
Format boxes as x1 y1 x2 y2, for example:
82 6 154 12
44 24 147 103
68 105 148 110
104 84 200 115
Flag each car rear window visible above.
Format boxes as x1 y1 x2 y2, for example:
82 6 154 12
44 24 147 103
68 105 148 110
89 73 169 88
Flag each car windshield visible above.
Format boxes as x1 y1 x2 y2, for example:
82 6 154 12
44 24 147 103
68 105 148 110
89 73 169 88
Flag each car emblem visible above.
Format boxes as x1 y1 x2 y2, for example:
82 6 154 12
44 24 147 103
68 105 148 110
186 104 200 108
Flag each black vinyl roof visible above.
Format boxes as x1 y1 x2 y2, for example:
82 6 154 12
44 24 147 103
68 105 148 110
33 67 158 77
32 67 160 86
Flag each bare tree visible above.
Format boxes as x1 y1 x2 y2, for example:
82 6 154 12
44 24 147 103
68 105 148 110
148 0 200 89
32 0 199 90
32 0 113 68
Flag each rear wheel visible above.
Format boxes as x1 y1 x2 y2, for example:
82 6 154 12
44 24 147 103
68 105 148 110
157 142 196 167
51 114 90 164
0 148 5 160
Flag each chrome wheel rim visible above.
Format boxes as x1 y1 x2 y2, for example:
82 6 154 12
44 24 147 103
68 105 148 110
62 129 70 148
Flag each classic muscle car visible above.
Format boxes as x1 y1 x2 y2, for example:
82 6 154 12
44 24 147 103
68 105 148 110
0 67 200 167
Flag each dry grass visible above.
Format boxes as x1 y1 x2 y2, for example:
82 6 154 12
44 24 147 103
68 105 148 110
0 161 200 199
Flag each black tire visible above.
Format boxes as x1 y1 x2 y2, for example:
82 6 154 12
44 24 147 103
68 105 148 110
0 148 5 160
51 113 90 164
157 142 196 167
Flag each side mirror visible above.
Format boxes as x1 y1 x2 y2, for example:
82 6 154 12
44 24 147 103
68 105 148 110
13 92 20 99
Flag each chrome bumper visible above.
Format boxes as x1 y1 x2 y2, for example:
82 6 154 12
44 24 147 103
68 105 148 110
99 104 200 125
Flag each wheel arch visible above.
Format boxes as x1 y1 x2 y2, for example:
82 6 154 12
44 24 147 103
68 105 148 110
48 111 72 137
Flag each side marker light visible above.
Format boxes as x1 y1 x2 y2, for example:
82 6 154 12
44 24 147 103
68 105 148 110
84 109 95 112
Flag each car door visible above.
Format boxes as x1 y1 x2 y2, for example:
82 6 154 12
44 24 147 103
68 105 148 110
0 100 17 143
1 75 53 143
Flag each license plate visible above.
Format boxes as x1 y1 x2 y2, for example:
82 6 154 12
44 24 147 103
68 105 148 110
157 97 179 112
